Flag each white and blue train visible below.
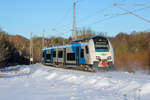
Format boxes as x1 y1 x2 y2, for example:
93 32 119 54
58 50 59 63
42 36 114 71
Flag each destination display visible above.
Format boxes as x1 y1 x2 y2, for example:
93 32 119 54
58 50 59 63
96 41 108 45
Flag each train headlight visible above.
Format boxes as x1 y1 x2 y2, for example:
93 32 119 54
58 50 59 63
96 56 101 60
107 56 112 60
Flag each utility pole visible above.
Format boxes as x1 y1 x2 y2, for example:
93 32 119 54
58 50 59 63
149 41 150 73
30 32 33 64
42 30 45 49
72 2 77 40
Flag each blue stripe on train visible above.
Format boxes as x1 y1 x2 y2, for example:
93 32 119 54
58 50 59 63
71 43 86 65
44 48 54 63
44 43 86 65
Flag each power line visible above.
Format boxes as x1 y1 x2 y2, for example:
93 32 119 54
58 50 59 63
114 3 150 23
52 1 80 35
53 2 150 36
105 6 150 17
77 5 113 23
75 0 85 4
53 6 72 28
117 3 150 7
54 0 84 27
55 5 150 32
51 5 73 38
52 0 86 31
88 16 117 26
55 5 113 32
118 0 126 2
52 28 72 37
84 5 150 27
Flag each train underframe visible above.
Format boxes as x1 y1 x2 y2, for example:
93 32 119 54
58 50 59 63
42 60 115 72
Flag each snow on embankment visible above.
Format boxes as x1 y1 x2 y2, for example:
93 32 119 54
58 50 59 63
0 63 150 100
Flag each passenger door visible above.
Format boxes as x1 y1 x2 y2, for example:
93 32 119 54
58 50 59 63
63 48 66 65
76 47 79 65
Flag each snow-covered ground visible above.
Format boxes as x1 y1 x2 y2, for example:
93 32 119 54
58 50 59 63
0 64 150 100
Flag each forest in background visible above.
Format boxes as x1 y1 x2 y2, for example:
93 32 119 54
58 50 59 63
0 28 150 72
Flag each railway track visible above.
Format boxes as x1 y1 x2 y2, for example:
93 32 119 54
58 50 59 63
42 62 116 72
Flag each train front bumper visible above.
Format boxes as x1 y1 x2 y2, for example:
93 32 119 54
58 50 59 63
93 61 114 71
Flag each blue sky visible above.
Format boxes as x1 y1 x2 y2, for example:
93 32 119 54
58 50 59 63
0 0 150 39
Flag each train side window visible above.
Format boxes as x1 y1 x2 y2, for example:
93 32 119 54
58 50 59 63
85 46 89 54
46 54 50 59
81 49 84 58
58 51 63 58
43 52 45 57
67 53 75 61
53 51 56 57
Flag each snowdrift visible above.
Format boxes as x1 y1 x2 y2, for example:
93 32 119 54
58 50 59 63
0 63 150 100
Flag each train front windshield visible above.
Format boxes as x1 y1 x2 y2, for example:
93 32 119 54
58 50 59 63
93 37 109 52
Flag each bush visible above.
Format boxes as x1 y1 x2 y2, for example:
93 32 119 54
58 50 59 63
110 32 150 72
0 31 16 68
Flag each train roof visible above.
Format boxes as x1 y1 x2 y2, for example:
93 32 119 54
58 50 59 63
43 42 88 50
43 35 108 51
91 35 107 39
68 35 107 43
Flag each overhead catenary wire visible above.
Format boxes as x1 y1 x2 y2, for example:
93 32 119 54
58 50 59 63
54 6 150 33
52 0 85 33
53 6 72 29
77 5 114 23
58 2 150 29
51 5 73 38
84 5 150 27
104 6 150 17
52 0 85 39
114 3 150 24
55 5 113 32
53 1 150 36
116 3 150 7
118 0 126 2
52 28 72 37
75 0 85 4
